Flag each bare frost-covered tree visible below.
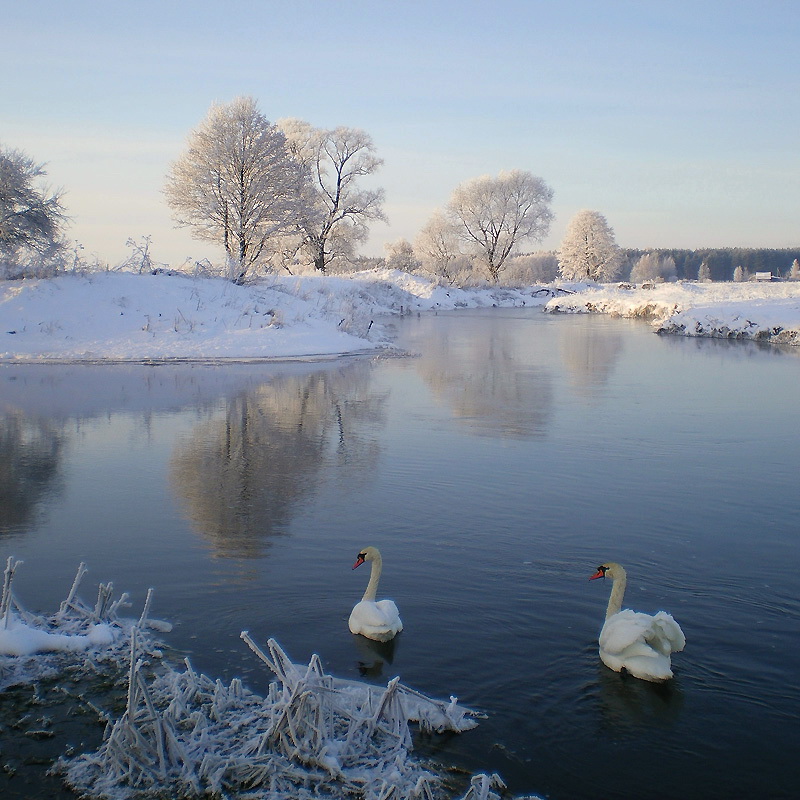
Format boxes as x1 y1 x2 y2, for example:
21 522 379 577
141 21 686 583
788 258 800 280
415 210 461 283
558 210 624 282
165 97 306 284
383 238 419 272
277 119 386 273
446 170 554 283
0 145 68 277
630 252 676 283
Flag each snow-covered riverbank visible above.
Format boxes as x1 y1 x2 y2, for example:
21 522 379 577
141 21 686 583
0 270 557 362
545 280 800 345
2 270 799 363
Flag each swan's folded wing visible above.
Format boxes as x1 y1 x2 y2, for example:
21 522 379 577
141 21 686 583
350 600 402 631
648 611 686 654
599 610 655 655
375 599 402 628
351 601 387 628
620 653 674 682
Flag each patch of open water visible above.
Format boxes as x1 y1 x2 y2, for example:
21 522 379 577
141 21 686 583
1 308 799 799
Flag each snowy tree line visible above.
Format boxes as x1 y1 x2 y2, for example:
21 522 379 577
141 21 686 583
3 95 800 286
621 247 800 283
1 97 555 284
164 98 555 284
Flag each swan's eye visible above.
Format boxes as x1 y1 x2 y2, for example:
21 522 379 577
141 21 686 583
597 565 607 574
358 552 367 559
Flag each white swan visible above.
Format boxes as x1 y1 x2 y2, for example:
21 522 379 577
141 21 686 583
349 547 403 642
590 562 685 682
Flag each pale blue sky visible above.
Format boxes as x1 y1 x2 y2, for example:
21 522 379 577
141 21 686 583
4 0 799 267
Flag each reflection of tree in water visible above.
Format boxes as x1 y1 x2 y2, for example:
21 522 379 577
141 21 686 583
408 316 554 438
0 414 64 536
559 316 623 399
170 363 385 559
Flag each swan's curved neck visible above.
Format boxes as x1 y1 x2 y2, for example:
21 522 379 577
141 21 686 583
362 554 382 601
606 572 627 619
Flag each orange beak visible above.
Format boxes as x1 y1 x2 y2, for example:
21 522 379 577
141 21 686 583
589 569 605 580
352 555 365 570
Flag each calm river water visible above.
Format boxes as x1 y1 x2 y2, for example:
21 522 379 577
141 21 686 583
1 309 799 799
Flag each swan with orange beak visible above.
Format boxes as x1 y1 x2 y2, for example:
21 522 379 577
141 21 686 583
590 562 685 682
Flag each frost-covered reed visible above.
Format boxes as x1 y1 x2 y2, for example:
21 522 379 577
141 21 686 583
0 558 168 691
59 630 490 799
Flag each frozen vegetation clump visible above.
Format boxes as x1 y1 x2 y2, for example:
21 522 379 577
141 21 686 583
57 632 496 800
0 558 169 692
2 559 541 799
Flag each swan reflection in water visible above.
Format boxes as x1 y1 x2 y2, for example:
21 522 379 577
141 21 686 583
351 634 398 677
595 663 685 731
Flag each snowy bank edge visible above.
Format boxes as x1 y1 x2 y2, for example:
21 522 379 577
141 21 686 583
544 281 800 345
0 349 393 366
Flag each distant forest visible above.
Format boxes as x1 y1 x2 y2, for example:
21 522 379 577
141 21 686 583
622 248 800 281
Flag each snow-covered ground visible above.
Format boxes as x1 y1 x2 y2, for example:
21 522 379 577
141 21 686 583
546 279 800 345
0 269 557 362
1 270 799 363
